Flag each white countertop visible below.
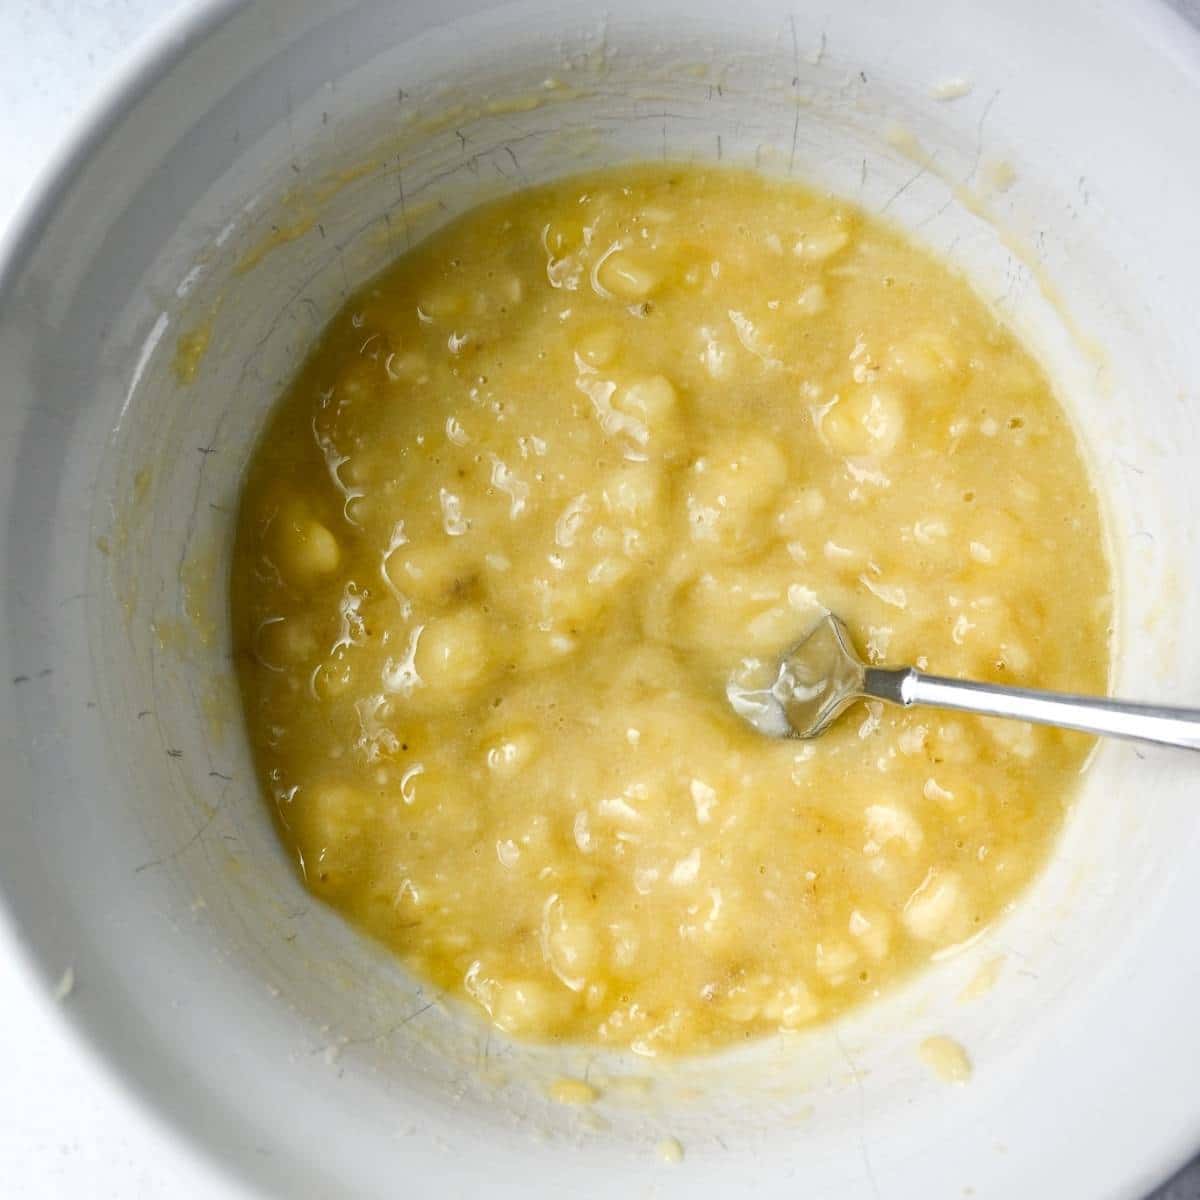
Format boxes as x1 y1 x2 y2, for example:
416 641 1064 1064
0 4 1197 1197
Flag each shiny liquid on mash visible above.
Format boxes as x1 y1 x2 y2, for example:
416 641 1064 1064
231 165 1111 1055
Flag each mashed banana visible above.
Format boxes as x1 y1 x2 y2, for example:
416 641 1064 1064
231 165 1111 1054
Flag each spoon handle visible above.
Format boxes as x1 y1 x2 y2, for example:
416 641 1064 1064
863 667 1200 752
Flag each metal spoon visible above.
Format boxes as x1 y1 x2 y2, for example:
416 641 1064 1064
727 612 1200 751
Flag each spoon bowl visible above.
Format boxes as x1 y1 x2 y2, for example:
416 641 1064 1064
727 614 865 739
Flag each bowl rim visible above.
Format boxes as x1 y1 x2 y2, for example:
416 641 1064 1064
0 0 246 295
0 0 255 1192
2 2 1200 1198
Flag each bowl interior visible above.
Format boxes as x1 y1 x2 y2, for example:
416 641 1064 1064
2 1 1200 1197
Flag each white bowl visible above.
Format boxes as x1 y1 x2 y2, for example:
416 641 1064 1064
2 1 1199 1195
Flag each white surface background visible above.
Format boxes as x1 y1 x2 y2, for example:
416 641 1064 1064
0 3 1197 1197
